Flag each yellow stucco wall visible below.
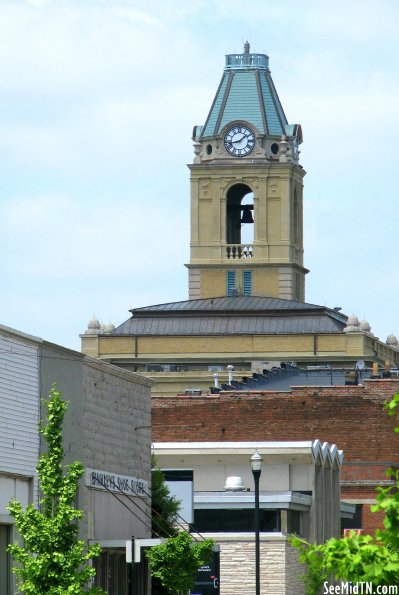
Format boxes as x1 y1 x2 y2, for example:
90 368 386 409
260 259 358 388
252 335 314 353
199 267 280 298
317 335 346 352
188 163 306 300
200 269 229 298
98 337 135 355
137 335 254 354
253 268 279 296
86 330 399 365
94 334 313 360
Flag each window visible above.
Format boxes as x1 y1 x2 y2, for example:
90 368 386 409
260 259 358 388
243 270 252 296
271 142 279 155
192 509 281 533
226 271 236 296
287 510 301 535
94 550 129 594
341 504 363 533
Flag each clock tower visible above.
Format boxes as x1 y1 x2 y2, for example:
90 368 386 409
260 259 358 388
187 42 307 301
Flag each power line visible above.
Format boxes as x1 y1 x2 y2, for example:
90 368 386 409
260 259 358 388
93 474 207 542
144 480 208 542
92 475 176 539
91 475 152 535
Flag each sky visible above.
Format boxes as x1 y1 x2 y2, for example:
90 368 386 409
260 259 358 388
1 0 399 351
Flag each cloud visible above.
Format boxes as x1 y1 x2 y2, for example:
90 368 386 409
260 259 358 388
1 0 399 349
0 192 188 280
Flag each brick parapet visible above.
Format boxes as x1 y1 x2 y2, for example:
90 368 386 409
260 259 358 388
152 379 399 534
152 382 398 463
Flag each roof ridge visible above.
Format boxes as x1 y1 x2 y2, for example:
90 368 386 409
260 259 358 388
131 295 327 310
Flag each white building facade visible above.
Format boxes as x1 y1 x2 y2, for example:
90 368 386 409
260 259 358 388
0 328 40 595
154 440 347 595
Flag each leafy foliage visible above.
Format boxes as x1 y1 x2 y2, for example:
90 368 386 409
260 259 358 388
146 531 214 595
290 393 399 593
151 456 181 538
7 386 104 594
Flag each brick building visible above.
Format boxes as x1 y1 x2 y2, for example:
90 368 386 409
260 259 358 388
152 378 399 535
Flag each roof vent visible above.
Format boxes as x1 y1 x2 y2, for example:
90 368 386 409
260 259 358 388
184 388 202 396
224 476 246 491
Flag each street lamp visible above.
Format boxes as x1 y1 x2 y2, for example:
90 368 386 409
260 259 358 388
251 450 263 595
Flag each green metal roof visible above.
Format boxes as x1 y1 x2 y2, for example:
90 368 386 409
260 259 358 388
201 42 294 140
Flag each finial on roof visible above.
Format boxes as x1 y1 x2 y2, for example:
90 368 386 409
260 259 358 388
386 333 398 347
244 41 250 53
343 314 360 333
86 315 101 335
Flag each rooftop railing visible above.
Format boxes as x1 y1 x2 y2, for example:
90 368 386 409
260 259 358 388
225 53 269 70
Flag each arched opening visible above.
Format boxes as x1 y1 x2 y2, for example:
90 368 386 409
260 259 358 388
226 183 254 245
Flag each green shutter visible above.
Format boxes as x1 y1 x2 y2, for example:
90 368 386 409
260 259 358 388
243 270 252 296
226 271 236 296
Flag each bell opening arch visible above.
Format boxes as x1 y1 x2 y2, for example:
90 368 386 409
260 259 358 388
226 183 254 245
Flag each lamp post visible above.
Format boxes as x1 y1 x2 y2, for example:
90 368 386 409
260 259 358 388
251 450 263 595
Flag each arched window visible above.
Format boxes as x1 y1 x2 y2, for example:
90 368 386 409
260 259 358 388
226 183 254 245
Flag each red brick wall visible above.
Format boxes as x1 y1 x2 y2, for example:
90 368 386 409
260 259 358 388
363 505 386 534
152 379 399 534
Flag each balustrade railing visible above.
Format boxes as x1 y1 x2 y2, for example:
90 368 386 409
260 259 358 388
225 244 253 259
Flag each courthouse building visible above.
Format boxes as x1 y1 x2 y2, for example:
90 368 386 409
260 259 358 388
80 42 399 396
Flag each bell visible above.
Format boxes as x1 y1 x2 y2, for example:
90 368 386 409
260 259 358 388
241 206 254 224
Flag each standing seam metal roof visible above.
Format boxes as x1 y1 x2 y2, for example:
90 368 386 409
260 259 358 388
110 296 348 336
113 312 346 338
201 48 290 139
129 295 333 314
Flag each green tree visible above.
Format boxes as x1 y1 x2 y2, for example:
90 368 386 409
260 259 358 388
149 460 214 594
146 530 214 595
7 386 104 594
291 393 399 593
151 456 180 538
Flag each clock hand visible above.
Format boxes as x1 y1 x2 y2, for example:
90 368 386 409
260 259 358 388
233 134 246 145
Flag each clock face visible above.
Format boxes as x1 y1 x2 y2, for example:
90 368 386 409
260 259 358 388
224 125 255 156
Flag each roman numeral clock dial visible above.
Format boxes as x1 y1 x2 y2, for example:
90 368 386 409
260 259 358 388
224 125 255 156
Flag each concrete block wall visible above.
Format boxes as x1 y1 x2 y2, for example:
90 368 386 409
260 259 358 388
40 345 153 542
82 360 151 478
81 359 152 541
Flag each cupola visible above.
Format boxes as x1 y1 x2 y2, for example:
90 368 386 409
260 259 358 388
192 42 302 164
